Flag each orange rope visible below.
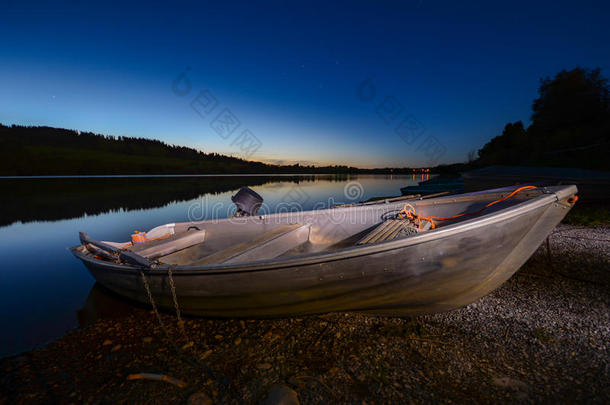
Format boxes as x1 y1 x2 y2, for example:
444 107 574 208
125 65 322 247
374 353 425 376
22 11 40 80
398 186 538 230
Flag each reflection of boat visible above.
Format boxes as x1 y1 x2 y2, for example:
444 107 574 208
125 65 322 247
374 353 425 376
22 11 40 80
77 283 142 328
400 177 464 196
72 185 577 317
463 165 610 203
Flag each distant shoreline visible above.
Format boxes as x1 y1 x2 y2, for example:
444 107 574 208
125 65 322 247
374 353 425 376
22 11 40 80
0 173 340 179
1 123 454 176
0 173 436 179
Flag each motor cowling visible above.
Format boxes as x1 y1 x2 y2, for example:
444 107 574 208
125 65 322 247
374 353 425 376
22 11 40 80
231 187 263 216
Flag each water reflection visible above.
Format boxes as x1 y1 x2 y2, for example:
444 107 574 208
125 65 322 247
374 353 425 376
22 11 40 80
0 175 349 226
77 283 144 328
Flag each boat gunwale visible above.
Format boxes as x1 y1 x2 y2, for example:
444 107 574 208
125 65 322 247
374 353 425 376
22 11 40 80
71 185 576 275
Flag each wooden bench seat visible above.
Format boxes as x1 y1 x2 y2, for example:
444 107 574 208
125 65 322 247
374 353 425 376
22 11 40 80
128 229 207 259
192 224 310 265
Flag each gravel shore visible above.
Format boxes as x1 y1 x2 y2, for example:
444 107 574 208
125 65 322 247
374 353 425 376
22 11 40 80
1 224 608 404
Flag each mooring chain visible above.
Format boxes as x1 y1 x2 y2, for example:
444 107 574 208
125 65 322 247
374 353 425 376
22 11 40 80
139 269 220 379
167 265 190 342
139 267 190 343
139 270 172 340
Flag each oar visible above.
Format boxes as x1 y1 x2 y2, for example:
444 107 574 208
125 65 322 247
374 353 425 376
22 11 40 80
79 232 156 269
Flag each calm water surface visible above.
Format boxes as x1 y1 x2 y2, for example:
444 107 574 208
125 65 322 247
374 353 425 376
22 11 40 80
0 174 431 357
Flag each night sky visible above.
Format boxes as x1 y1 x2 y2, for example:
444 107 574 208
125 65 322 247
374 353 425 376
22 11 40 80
2 1 609 168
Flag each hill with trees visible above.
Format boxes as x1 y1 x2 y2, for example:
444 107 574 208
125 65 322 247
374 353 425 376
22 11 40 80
0 124 437 176
0 124 365 176
476 67 610 171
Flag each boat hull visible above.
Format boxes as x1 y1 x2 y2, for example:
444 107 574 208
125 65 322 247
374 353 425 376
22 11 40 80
73 186 576 317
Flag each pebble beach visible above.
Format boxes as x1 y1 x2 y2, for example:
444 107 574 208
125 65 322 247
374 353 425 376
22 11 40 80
1 224 608 404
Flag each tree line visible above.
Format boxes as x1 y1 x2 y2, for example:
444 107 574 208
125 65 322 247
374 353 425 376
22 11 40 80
0 124 428 175
476 67 609 171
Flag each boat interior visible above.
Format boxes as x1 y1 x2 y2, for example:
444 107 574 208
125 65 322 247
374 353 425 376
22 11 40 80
79 186 549 268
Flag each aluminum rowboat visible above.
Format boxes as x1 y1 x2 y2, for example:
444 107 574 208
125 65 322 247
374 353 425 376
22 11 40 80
71 185 577 317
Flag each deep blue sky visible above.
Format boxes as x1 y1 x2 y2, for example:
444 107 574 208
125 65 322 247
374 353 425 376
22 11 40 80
2 1 609 168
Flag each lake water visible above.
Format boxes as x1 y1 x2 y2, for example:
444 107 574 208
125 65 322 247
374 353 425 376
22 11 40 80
0 174 431 357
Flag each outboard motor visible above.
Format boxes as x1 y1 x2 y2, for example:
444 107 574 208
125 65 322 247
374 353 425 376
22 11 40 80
231 187 263 216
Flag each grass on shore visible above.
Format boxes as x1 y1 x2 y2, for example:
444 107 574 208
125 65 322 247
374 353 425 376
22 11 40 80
563 204 610 226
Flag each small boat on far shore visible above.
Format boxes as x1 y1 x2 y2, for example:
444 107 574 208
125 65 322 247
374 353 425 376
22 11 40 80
72 184 578 318
463 165 610 203
400 177 464 196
